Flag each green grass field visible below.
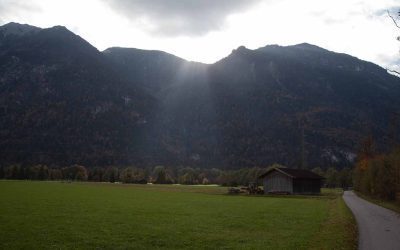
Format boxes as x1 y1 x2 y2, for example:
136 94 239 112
0 181 356 249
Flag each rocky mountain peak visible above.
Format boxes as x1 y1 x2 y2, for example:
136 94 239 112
0 22 41 37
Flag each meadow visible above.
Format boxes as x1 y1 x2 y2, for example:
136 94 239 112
0 181 356 249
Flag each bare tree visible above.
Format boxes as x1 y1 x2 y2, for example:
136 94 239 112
387 10 400 28
387 10 400 75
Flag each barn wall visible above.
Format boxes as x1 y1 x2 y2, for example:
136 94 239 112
293 179 321 194
263 171 293 194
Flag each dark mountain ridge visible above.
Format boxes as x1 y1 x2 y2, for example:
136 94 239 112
207 44 400 167
1 22 399 169
0 23 154 166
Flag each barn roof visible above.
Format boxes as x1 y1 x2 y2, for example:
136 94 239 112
259 167 324 179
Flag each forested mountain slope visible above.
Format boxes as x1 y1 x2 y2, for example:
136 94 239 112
1 23 399 168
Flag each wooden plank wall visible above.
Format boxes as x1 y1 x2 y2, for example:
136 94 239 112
263 171 293 193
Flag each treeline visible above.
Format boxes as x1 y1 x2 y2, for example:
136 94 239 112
0 163 354 188
311 167 353 189
354 137 400 201
0 164 267 186
0 164 89 181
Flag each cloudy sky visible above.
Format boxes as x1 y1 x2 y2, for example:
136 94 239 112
0 0 399 69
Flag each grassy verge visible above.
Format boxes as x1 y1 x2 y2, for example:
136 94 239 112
0 181 356 249
309 189 357 250
355 191 400 214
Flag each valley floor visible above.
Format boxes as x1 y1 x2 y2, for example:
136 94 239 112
0 181 356 249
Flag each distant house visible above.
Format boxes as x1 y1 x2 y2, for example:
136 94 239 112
259 167 324 194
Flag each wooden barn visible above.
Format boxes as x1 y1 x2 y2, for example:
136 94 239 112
259 167 324 194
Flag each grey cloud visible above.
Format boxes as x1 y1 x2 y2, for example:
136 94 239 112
103 0 262 36
376 53 400 72
0 0 41 24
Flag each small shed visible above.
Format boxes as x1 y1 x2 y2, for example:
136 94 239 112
259 167 324 194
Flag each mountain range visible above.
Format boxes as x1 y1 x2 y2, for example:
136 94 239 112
1 22 400 169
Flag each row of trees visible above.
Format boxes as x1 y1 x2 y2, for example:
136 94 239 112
0 164 268 186
355 10 400 201
0 163 353 188
88 166 269 186
353 137 400 201
0 164 89 181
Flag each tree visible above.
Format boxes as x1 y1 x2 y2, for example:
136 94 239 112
6 165 21 179
37 165 49 180
178 167 197 185
325 167 338 188
104 167 119 183
62 165 88 181
49 169 63 180
120 167 134 183
357 136 375 171
153 166 173 184
387 10 400 75
89 168 105 182
337 168 352 189
120 167 146 184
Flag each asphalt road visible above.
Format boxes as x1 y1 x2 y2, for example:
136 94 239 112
343 191 400 250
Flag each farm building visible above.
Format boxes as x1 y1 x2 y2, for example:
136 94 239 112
259 167 324 194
